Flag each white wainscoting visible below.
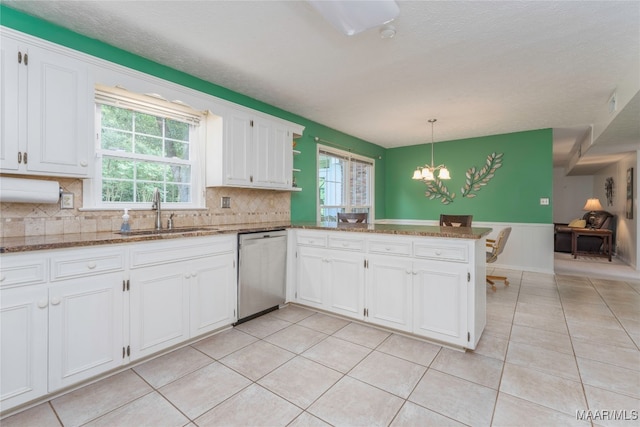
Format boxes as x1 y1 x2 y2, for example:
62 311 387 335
375 219 555 274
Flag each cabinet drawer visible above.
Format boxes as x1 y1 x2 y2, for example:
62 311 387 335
130 236 234 268
368 239 412 256
296 232 327 247
51 250 125 281
413 243 468 262
328 235 365 252
0 255 47 288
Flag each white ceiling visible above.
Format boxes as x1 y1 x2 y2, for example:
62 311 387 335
4 0 640 174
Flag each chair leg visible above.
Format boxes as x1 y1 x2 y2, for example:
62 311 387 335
486 277 496 292
487 275 509 290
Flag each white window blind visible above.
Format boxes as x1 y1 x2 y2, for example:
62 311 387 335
95 84 203 125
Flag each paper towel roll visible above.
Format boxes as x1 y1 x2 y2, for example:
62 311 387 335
0 177 61 203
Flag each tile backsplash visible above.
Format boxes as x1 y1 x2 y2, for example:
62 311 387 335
0 177 291 238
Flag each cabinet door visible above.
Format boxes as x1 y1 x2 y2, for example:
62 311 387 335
255 122 291 188
48 272 124 391
129 263 190 360
252 117 273 187
0 36 22 172
366 256 413 332
326 251 365 319
296 246 327 309
189 254 236 337
0 285 48 410
223 109 253 186
26 44 90 176
413 260 468 347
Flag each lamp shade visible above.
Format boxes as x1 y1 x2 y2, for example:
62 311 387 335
438 167 451 180
421 167 434 181
583 198 603 211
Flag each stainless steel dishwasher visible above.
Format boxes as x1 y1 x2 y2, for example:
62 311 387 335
237 229 287 323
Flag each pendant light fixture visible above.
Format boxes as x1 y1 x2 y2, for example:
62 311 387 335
412 119 451 181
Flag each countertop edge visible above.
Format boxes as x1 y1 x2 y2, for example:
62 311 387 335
1 222 492 253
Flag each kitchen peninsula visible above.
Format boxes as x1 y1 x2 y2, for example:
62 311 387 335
288 223 491 350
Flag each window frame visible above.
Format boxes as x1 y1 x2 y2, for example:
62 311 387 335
83 87 206 211
316 144 375 223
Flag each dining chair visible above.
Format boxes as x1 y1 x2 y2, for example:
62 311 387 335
439 214 473 227
337 213 368 223
486 227 512 291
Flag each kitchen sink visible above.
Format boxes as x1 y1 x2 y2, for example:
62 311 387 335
115 227 218 236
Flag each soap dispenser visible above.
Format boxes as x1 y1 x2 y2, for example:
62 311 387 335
120 208 131 233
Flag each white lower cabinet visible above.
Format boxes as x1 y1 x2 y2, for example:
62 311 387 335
48 272 124 391
326 252 365 319
0 247 125 409
365 256 413 332
0 234 237 412
0 285 48 410
296 235 364 318
296 247 327 310
293 230 484 349
412 260 468 346
129 263 190 360
129 235 236 360
189 253 236 337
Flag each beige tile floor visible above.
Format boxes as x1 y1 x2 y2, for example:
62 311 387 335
3 269 639 427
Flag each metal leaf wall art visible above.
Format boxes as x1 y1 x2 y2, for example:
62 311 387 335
425 178 455 205
461 152 504 198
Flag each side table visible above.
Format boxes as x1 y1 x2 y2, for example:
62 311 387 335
571 228 613 262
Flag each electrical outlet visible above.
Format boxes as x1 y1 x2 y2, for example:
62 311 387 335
61 192 74 209
221 196 231 208
540 197 549 205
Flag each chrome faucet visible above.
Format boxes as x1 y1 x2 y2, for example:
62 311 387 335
152 188 162 230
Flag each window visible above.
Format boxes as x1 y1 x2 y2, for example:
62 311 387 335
318 145 374 222
88 85 204 208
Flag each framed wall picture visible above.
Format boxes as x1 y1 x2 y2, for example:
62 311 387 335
626 167 634 219
605 177 614 206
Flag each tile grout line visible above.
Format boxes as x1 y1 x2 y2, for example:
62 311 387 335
489 269 522 427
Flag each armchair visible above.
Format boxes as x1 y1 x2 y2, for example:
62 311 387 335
554 211 616 253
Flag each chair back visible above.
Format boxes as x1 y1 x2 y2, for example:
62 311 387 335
487 227 511 264
439 214 473 227
337 212 368 223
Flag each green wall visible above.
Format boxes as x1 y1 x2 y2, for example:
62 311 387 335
385 129 553 223
1 6 553 224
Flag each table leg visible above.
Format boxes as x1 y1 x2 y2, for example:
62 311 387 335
572 231 577 259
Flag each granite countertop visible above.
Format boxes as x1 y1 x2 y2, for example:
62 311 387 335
0 221 492 253
0 222 291 254
292 222 492 239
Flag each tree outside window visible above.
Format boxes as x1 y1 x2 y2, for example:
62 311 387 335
98 104 194 204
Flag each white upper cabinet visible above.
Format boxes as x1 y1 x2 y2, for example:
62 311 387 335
0 31 92 177
221 108 253 186
207 106 303 190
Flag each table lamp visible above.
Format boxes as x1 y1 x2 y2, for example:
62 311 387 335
583 198 603 229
